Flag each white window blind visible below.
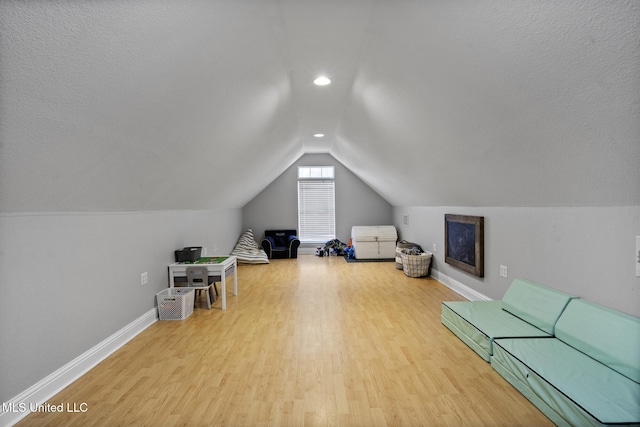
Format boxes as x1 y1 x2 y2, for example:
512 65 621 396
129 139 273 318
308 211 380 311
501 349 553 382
298 167 335 243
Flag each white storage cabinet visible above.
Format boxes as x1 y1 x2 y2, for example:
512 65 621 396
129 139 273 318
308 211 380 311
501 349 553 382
351 226 398 259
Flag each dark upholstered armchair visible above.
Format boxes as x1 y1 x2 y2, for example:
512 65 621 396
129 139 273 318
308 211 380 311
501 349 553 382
261 230 300 259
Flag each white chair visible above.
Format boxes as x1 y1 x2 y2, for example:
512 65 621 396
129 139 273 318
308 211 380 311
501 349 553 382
186 266 215 309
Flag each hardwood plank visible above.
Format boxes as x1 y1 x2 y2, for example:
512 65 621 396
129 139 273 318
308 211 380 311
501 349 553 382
16 255 552 426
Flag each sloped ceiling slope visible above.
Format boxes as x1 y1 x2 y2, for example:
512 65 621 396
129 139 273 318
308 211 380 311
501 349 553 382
0 1 302 212
1 1 638 213
334 0 640 207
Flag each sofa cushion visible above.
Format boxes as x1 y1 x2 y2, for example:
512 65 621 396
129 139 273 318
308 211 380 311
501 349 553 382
265 230 297 247
271 232 288 247
265 237 287 251
441 301 552 362
555 299 640 384
501 278 575 335
492 337 640 425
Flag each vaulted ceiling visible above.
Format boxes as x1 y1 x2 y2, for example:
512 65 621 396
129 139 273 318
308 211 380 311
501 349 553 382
1 0 638 213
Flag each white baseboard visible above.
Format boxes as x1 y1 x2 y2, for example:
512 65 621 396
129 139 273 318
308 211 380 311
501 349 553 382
1 309 157 427
298 247 317 255
431 269 492 301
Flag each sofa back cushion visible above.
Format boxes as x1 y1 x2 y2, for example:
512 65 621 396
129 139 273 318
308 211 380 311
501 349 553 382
555 299 640 383
265 230 297 248
501 278 575 335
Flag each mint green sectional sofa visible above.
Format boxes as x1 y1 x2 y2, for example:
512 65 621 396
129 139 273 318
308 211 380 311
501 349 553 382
492 299 640 426
441 279 640 426
441 278 576 361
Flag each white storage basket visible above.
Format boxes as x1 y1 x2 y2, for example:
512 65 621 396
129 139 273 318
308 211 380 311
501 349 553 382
400 252 432 278
395 240 422 269
157 288 195 320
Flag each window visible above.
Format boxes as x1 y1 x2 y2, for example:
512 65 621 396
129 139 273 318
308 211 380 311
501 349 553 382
298 166 335 243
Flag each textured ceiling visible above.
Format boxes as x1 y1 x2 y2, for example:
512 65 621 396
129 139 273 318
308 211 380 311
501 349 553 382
1 0 638 212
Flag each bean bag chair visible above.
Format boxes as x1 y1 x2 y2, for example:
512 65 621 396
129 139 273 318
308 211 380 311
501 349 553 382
231 229 269 264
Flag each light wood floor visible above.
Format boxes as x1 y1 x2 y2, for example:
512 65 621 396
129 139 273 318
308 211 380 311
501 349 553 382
17 255 552 426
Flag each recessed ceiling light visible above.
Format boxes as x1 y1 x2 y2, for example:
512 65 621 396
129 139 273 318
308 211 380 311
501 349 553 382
313 76 331 86
314 133 325 138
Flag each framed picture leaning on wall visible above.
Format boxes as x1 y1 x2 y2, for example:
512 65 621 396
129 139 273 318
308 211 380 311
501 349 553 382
445 214 484 277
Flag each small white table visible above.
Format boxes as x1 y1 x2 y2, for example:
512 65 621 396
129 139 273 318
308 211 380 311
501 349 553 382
168 255 237 310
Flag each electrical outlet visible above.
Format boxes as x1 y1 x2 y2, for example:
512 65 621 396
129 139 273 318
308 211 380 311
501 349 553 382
141 272 148 286
432 243 437 252
500 265 508 278
636 236 640 277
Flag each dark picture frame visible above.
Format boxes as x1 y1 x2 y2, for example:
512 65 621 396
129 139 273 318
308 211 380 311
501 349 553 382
445 214 484 277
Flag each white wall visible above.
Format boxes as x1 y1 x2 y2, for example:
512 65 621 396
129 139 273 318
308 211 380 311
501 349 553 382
0 208 242 403
393 205 640 317
243 153 393 245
